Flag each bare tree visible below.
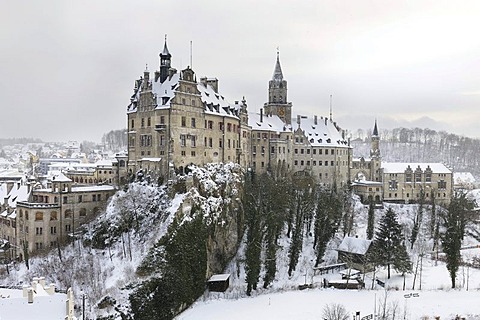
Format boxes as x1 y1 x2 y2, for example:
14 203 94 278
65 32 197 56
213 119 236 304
322 303 349 320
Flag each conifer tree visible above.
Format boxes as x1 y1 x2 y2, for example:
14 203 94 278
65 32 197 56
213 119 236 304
367 199 375 240
313 188 343 267
441 193 475 288
372 208 411 279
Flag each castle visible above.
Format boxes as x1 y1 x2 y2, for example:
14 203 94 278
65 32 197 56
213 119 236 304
127 40 351 188
126 38 453 204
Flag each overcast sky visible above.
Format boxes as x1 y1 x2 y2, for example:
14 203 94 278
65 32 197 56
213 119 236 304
2 0 480 142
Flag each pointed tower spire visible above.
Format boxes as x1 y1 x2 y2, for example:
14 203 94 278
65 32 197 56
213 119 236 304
373 119 379 137
159 35 172 83
272 48 284 81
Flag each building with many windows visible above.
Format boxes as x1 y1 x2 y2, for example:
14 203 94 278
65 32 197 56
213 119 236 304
126 40 351 187
351 123 453 205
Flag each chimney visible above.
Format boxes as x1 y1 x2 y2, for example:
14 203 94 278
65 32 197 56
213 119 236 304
314 115 317 125
27 288 34 304
260 108 263 123
46 283 56 295
297 115 301 126
39 277 46 288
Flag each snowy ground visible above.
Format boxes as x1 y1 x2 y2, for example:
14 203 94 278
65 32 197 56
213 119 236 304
178 257 480 320
178 191 480 320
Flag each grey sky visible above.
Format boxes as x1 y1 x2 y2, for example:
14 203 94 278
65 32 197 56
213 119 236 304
2 0 480 142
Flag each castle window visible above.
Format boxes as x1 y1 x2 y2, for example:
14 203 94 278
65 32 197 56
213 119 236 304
131 119 134 129
219 139 223 148
208 121 213 129
160 135 165 146
306 161 310 166
181 116 186 127
295 149 298 154
301 160 304 166
406 174 412 182
181 151 186 156
50 211 57 220
180 135 186 147
51 226 57 234
325 149 328 155
141 118 145 128
35 212 43 221
271 146 275 154
219 122 224 131
209 138 213 148
191 118 196 128
227 123 232 132
426 173 432 182
294 160 298 165
313 149 316 155
160 116 165 124
301 149 304 154
191 136 196 147
191 151 196 156
307 149 310 154
147 117 151 127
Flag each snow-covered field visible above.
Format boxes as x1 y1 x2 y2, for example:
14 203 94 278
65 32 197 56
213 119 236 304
179 258 480 320
178 288 480 320
178 190 480 320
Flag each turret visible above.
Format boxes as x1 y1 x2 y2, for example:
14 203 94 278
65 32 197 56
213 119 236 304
159 35 172 83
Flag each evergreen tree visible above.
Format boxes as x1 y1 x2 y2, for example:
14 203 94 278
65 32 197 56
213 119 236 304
244 174 263 295
441 193 475 288
313 188 343 267
367 199 375 240
372 208 411 279
287 184 314 276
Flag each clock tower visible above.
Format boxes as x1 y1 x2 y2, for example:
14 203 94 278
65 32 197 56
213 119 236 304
263 51 292 125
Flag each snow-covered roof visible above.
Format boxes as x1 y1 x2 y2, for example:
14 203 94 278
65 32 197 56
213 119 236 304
295 116 350 148
454 172 476 184
49 172 72 183
208 274 230 282
0 182 31 208
337 236 372 255
248 113 290 132
128 70 240 119
382 163 451 174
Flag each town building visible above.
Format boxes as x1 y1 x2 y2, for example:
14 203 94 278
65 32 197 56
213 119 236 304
351 122 453 205
15 173 115 256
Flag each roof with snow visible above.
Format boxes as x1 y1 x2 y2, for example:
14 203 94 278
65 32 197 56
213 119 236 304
337 236 372 255
295 116 350 148
0 182 31 208
248 112 290 132
208 274 230 282
127 70 240 120
382 163 451 174
454 172 476 184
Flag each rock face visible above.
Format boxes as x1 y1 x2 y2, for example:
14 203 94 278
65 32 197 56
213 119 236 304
180 163 245 276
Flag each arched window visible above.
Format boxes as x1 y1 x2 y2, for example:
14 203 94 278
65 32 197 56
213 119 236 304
35 212 43 221
50 211 58 220
79 208 87 217
65 209 73 219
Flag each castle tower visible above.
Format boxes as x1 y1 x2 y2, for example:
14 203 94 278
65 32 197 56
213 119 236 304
370 120 381 181
159 36 171 83
263 51 292 124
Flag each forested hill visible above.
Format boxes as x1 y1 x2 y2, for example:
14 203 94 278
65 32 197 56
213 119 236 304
351 127 480 178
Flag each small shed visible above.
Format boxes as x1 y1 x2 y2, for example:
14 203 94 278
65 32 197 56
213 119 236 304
207 274 230 292
337 236 373 272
